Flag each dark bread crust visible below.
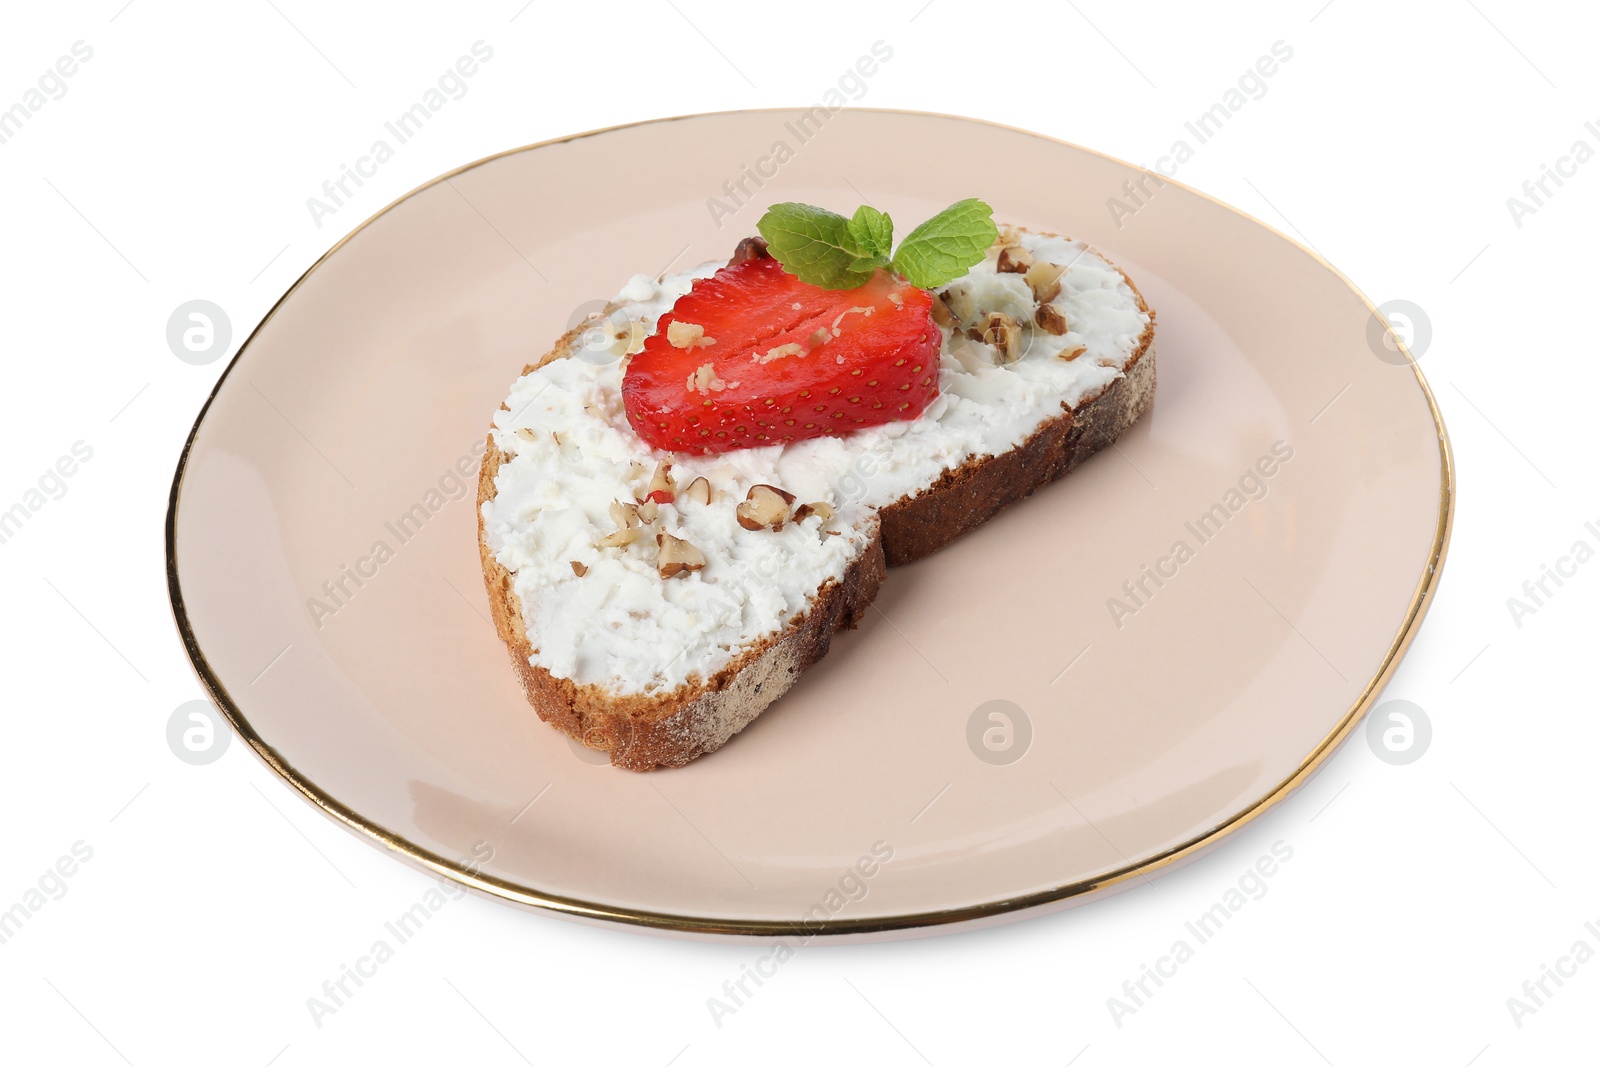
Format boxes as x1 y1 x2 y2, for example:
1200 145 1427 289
478 238 1154 770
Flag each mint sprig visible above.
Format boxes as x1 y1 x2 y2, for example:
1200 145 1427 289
756 198 998 291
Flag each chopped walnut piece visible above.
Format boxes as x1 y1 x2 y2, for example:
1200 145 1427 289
735 483 796 531
598 527 638 548
792 500 834 524
755 342 806 364
636 499 659 524
570 561 588 577
1035 303 1070 335
656 532 707 577
1024 261 1067 303
996 245 1035 273
686 362 728 394
929 292 956 328
646 460 677 503
609 499 641 529
667 321 716 349
978 312 1024 364
682 476 712 505
1057 342 1089 362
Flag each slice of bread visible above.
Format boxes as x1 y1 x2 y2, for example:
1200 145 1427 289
478 226 1155 770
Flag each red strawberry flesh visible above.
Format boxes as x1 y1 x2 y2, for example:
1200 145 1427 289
622 255 940 454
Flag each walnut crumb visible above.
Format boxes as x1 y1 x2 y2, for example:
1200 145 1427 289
687 362 727 394
736 484 796 531
657 532 707 578
1036 304 1069 335
667 321 715 349
1025 261 1067 303
755 342 806 364
996 245 1034 273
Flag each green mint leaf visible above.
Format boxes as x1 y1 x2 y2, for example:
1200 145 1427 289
890 198 999 289
845 205 893 262
757 203 879 290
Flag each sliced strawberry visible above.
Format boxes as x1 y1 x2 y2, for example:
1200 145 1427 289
622 251 940 454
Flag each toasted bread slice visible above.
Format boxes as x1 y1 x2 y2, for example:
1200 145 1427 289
478 227 1155 769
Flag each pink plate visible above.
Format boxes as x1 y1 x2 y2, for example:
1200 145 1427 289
167 109 1452 939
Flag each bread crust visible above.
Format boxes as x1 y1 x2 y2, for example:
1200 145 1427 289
478 240 1154 770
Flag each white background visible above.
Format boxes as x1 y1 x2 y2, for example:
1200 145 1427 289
2 1 1595 1063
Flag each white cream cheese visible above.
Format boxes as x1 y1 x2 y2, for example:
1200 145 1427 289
481 231 1149 694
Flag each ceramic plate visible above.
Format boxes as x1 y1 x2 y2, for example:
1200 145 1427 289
166 109 1452 939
